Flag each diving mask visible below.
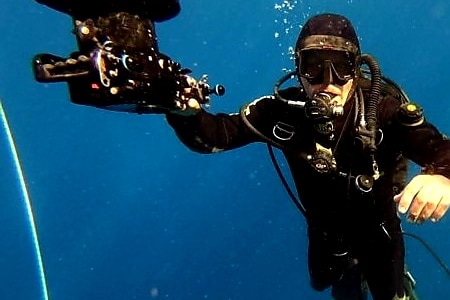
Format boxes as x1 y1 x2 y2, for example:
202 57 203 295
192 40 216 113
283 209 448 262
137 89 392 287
299 50 356 86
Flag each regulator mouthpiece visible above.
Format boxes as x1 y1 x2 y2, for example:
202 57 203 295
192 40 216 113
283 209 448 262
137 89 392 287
305 92 343 121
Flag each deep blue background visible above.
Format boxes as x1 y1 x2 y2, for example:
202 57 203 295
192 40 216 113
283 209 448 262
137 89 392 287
1 0 449 299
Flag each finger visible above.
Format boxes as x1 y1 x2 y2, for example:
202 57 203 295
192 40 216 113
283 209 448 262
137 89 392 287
397 178 424 214
397 188 418 214
393 190 404 203
408 215 425 225
414 179 449 221
407 183 440 222
408 185 430 213
430 196 450 222
418 198 440 220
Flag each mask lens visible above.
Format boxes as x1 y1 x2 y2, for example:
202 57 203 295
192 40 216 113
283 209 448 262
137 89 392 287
299 50 356 84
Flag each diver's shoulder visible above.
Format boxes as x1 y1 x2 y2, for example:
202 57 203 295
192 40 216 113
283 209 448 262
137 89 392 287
246 87 304 110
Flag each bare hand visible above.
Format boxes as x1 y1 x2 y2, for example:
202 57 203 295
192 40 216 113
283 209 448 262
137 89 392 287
394 174 450 223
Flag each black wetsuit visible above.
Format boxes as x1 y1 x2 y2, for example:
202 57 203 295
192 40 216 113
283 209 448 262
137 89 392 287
166 79 450 300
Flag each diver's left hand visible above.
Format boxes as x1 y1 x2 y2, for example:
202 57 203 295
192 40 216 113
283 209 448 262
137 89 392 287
394 174 450 224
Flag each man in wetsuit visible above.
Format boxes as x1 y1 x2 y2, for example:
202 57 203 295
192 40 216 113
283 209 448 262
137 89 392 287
165 13 450 300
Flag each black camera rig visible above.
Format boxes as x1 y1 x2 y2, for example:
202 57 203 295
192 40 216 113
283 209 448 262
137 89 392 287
33 0 224 114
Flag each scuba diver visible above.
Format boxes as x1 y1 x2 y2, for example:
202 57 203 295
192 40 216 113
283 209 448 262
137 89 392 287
33 0 224 114
164 14 450 300
31 2 450 299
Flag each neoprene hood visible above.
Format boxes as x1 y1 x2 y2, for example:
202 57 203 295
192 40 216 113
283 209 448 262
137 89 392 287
295 13 360 69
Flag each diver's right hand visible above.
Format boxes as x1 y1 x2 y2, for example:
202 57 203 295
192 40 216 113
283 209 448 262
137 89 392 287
169 75 202 116
171 97 201 116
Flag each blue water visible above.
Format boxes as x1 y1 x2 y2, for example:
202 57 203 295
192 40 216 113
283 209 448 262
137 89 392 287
0 0 449 299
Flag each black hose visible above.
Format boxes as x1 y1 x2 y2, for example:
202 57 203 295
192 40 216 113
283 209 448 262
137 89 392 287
360 54 382 151
267 144 307 217
403 231 450 279
273 70 300 105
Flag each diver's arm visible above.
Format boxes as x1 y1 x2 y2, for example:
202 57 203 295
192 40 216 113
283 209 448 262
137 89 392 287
378 94 450 178
166 109 258 153
166 87 307 153
165 95 274 153
381 96 450 222
400 122 450 178
397 122 450 221
394 173 450 223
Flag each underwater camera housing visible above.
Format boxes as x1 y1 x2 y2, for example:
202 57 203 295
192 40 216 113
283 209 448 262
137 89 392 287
33 0 224 113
